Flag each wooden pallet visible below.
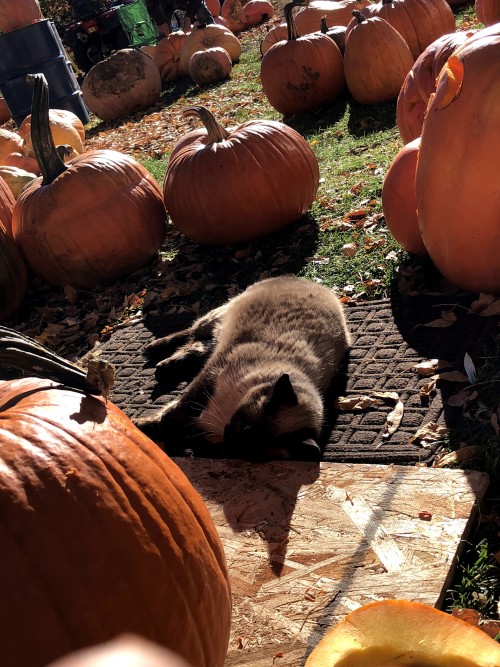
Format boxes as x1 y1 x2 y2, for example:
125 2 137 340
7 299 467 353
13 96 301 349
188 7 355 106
172 459 489 667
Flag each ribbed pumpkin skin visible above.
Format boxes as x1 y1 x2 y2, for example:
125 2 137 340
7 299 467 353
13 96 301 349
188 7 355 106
382 137 426 255
19 109 86 143
261 33 345 116
154 32 189 81
0 173 15 236
12 150 167 289
260 22 288 55
359 0 456 59
0 225 28 320
164 117 319 244
396 31 474 144
416 26 500 292
188 47 232 84
476 0 500 25
294 0 370 35
344 16 414 105
179 24 241 74
0 377 232 667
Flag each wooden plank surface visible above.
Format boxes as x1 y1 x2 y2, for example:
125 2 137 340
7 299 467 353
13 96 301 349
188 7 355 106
172 459 489 667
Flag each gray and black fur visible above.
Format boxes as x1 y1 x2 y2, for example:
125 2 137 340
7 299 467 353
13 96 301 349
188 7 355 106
136 276 351 461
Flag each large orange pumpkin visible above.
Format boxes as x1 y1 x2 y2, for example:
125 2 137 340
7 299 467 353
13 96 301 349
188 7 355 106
358 0 456 59
476 0 500 25
0 225 28 321
12 73 167 289
0 0 42 33
305 599 500 666
0 336 231 667
241 0 274 27
82 49 162 122
344 11 414 105
396 30 475 144
416 25 500 293
260 3 345 116
18 108 86 143
382 137 426 255
163 106 320 244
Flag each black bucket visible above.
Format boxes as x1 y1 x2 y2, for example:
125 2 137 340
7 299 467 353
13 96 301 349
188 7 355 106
0 19 89 127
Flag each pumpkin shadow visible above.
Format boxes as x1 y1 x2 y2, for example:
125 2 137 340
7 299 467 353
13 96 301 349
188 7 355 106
346 97 398 137
70 394 107 425
283 91 348 138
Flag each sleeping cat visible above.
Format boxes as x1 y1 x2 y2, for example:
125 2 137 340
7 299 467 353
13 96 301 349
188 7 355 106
136 276 351 460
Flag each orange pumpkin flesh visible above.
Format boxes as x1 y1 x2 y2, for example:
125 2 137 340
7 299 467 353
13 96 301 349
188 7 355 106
416 25 500 292
163 106 320 244
0 375 232 667
305 599 500 666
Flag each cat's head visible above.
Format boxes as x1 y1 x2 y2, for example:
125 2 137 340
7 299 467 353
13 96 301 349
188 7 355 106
223 373 322 461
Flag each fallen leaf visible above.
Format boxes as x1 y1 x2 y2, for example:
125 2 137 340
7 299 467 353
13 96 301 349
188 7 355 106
463 352 477 383
433 445 482 468
477 301 500 317
341 243 357 257
423 316 456 328
414 359 452 376
480 619 500 639
335 395 381 411
452 608 481 627
418 511 433 521
82 357 116 400
383 400 404 437
446 389 479 408
420 378 437 398
371 391 400 404
409 422 449 448
470 293 496 313
438 371 469 383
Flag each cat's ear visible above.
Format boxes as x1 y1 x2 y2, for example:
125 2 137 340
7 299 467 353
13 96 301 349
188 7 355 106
266 373 298 411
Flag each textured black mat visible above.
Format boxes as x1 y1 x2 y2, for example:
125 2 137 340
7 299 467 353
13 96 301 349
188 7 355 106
95 293 499 464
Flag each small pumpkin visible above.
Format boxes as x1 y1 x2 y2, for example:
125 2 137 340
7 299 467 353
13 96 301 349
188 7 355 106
82 49 162 122
220 0 246 32
305 599 500 666
357 0 456 59
241 0 274 27
3 150 40 174
0 128 23 164
188 46 232 84
163 106 320 244
260 2 345 116
416 25 500 293
260 22 288 55
206 0 221 16
294 0 370 35
396 30 475 144
46 636 193 667
0 0 42 33
382 137 426 255
153 31 189 81
0 331 232 667
344 11 414 105
23 117 84 157
18 108 86 143
0 225 28 321
12 73 167 289
179 23 241 74
476 0 500 26
0 165 37 199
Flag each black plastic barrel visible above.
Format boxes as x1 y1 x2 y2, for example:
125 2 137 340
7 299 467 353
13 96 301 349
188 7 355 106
0 19 89 126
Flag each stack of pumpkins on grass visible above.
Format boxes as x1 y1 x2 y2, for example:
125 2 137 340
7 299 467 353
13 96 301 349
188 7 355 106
382 1 500 294
82 0 275 121
0 71 322 323
259 0 458 116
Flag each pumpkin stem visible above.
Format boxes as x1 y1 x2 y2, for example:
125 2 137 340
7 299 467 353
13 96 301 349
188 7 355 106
183 106 230 143
320 15 327 33
382 0 393 4
0 326 101 395
26 73 67 186
284 0 303 40
352 9 366 23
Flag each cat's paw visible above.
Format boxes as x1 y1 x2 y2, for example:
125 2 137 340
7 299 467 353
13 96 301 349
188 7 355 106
154 340 211 382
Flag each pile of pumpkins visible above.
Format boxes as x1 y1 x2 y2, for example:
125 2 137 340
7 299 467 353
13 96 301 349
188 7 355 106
259 0 457 116
382 5 500 293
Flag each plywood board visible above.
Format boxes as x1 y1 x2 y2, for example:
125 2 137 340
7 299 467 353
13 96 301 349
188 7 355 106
172 459 489 667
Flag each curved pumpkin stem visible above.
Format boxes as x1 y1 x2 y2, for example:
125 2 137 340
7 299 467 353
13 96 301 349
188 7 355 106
284 1 302 40
352 9 367 24
320 15 327 34
183 107 230 143
0 326 101 395
26 73 67 186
